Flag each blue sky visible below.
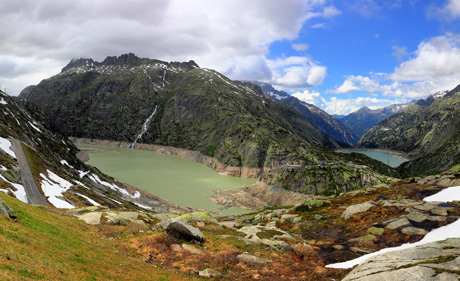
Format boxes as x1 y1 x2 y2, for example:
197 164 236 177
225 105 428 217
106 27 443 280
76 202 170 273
2 0 460 114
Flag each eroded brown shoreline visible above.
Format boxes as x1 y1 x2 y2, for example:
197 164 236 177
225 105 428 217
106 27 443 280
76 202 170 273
71 137 268 178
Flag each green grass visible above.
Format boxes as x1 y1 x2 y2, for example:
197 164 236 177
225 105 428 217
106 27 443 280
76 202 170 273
0 193 192 281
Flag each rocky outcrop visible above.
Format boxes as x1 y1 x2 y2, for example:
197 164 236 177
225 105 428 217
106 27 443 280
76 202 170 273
0 198 14 217
208 182 311 210
343 238 460 281
261 162 393 196
161 217 205 243
342 202 375 220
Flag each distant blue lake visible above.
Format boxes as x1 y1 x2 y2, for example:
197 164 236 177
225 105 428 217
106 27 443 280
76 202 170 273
339 149 408 167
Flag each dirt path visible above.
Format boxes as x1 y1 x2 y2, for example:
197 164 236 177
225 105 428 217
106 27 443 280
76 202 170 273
11 139 49 205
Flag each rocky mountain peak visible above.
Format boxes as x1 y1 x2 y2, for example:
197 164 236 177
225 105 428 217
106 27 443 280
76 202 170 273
59 53 200 76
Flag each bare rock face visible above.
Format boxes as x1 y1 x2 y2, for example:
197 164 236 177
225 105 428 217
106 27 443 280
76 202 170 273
342 202 375 220
0 198 14 217
343 238 460 281
161 217 205 243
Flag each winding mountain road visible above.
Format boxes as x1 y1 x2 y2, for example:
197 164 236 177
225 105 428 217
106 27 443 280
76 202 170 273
10 139 49 205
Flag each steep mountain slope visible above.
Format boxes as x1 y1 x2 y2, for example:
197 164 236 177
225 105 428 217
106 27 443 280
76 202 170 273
0 89 190 212
252 81 358 145
341 103 409 139
357 86 460 175
20 54 347 175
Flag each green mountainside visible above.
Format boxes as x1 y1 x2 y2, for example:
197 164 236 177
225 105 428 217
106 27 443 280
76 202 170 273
20 54 345 171
252 81 358 145
19 53 399 195
357 86 460 175
0 89 189 212
340 104 409 139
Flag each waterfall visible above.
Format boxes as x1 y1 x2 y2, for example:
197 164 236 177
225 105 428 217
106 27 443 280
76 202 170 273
129 105 158 149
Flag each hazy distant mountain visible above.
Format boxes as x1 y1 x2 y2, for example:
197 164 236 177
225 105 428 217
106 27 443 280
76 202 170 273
357 88 459 175
251 82 358 145
340 104 410 139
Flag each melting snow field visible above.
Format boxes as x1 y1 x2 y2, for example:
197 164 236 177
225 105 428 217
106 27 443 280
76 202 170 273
326 185 460 269
0 137 16 159
40 171 74 208
0 174 28 203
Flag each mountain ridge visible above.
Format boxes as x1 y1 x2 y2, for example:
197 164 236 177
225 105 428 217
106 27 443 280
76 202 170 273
250 81 358 145
20 54 349 178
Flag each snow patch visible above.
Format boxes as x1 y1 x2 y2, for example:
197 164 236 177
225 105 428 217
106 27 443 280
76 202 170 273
76 193 101 206
88 173 131 197
0 98 7 105
326 185 460 269
0 137 16 159
78 170 90 178
0 174 28 203
29 122 41 132
40 171 74 208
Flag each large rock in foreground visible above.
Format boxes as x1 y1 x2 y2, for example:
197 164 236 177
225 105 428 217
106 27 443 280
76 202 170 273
343 238 460 281
161 217 205 243
0 198 14 217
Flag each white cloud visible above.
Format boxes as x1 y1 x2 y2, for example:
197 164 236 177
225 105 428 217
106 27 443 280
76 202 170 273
322 6 341 18
433 0 460 18
292 89 402 115
312 23 327 29
389 34 460 82
332 75 381 94
325 97 398 115
0 0 336 95
292 43 309 51
292 90 327 107
271 62 327 89
330 34 460 100
392 45 409 60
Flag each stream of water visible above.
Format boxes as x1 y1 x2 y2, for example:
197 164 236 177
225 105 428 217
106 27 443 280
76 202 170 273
77 143 256 215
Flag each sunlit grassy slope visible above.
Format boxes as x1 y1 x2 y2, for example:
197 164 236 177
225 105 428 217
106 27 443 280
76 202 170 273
0 193 190 281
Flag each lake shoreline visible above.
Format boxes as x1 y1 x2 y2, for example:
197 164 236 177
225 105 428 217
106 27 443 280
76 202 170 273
70 137 268 179
336 148 410 163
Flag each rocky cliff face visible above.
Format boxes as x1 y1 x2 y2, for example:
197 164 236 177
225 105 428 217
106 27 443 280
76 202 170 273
357 87 460 176
20 53 350 174
253 81 358 145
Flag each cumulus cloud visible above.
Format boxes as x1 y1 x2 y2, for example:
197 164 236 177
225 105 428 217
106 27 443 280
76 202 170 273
271 62 327 89
389 34 460 82
325 97 398 115
0 0 337 95
330 34 460 100
292 90 327 107
292 88 402 115
432 0 460 18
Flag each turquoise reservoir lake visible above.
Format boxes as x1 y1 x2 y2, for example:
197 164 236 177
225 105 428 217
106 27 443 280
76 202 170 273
77 144 256 215
339 149 408 167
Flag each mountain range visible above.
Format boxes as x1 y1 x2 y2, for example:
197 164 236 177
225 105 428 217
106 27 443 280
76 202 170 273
20 54 350 175
250 81 358 145
358 87 460 175
339 103 409 139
